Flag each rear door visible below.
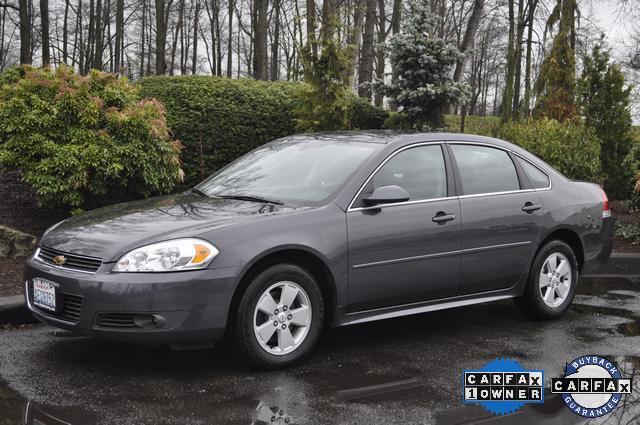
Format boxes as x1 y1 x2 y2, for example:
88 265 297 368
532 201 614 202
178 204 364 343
448 143 543 295
346 143 461 312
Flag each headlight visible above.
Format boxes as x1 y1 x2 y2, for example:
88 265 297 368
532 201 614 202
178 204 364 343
112 238 219 272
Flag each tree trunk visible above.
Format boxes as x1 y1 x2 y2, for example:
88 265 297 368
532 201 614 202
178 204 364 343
192 0 200 74
252 0 267 79
453 0 484 83
373 0 385 106
270 0 280 80
522 0 538 117
170 0 185 74
140 0 146 77
40 0 50 66
93 0 103 69
357 0 375 99
306 0 316 57
501 0 516 122
155 0 167 74
19 0 31 64
86 0 95 72
114 0 124 72
344 0 365 86
227 0 233 76
62 0 69 64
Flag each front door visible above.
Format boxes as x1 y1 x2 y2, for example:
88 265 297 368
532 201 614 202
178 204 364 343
448 143 543 295
346 144 462 312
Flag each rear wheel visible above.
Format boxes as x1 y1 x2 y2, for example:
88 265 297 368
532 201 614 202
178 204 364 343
235 263 324 369
514 240 578 320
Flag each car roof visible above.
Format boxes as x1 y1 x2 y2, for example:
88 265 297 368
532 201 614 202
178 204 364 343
284 131 517 150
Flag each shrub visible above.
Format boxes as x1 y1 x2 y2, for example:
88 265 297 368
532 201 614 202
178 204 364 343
615 221 640 245
0 66 183 208
140 76 389 184
623 135 640 209
140 76 300 184
348 95 388 130
497 118 602 183
443 114 499 136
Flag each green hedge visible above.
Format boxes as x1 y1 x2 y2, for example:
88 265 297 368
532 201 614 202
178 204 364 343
140 76 300 184
140 76 388 184
497 118 603 183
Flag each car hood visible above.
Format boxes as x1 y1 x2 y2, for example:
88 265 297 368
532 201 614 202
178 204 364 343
40 193 303 262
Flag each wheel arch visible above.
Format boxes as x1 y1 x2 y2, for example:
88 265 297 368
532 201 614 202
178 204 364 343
536 227 585 271
227 246 338 331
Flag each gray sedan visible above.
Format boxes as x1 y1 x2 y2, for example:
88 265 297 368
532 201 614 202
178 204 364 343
23 132 613 368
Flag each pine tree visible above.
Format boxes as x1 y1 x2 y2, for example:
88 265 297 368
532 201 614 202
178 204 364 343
578 37 634 199
372 0 468 128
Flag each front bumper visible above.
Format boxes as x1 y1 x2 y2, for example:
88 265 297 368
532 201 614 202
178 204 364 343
24 254 242 344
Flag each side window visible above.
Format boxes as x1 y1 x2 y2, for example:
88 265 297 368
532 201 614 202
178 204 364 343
358 145 447 205
450 144 520 195
516 157 550 189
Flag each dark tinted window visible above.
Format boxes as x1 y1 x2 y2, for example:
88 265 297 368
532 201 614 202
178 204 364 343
517 157 550 189
359 145 447 203
451 144 520 195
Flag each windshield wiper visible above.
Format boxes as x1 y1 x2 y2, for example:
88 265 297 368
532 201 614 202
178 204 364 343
190 187 210 197
215 194 284 205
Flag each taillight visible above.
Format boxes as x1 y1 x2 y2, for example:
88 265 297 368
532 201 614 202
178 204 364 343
601 187 611 218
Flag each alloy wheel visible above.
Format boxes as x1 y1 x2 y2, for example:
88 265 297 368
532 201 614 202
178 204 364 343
253 281 312 355
539 252 572 308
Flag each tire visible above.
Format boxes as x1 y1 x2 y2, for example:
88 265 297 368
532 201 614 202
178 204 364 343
514 240 578 320
235 263 324 369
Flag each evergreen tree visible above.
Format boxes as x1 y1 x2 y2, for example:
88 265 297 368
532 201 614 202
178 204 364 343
578 37 635 199
535 0 578 121
372 0 468 129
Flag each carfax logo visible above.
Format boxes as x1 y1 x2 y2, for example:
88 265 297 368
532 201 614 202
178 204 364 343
552 355 633 417
462 358 544 415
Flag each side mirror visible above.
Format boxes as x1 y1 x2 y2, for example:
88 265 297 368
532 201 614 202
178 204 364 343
363 185 410 206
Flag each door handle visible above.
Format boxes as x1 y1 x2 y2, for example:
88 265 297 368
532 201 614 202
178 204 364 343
432 212 456 223
521 202 542 213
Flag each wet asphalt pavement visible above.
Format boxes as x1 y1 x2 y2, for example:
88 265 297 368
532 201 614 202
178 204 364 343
0 274 639 425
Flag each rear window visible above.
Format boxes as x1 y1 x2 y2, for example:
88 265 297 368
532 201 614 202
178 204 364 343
450 144 520 195
516 157 550 189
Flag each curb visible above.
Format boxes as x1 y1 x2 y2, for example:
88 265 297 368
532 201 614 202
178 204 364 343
0 295 36 325
0 252 638 326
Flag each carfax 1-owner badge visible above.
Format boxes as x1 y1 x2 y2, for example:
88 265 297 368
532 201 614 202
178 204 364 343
552 355 633 417
462 358 544 415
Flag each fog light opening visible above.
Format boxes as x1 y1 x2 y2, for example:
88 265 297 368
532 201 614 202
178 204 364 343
133 314 167 329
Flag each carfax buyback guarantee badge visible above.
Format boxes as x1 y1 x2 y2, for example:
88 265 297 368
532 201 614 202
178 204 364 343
551 355 633 417
462 358 544 415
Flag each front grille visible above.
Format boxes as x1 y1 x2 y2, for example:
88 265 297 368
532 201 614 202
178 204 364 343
95 313 138 329
38 245 102 273
28 281 83 323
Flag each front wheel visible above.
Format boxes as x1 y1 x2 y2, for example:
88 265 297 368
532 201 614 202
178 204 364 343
235 263 324 369
514 240 578 320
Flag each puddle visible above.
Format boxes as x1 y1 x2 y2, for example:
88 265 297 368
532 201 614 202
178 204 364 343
617 321 640 337
571 302 638 321
336 377 421 401
578 276 640 296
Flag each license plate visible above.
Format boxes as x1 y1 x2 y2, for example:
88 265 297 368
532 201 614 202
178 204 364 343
33 278 57 311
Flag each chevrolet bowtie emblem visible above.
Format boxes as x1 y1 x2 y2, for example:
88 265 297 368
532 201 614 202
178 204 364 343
52 255 67 266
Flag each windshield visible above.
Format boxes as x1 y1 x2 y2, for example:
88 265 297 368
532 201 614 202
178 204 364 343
197 138 381 204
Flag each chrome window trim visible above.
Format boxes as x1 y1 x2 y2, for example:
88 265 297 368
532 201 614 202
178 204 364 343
346 140 554 213
346 141 446 212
